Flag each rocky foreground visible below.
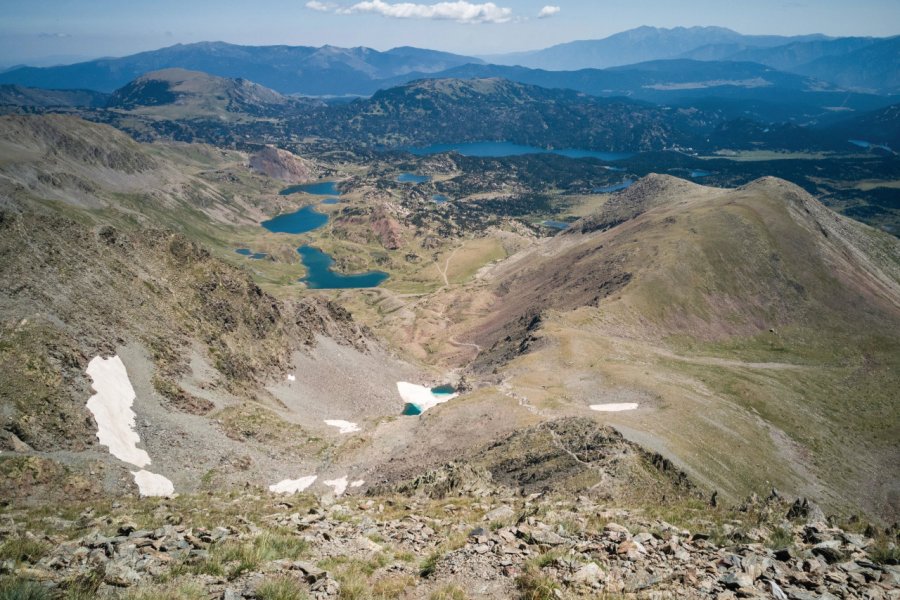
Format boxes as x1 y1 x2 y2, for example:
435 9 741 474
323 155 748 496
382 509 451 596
1 487 897 600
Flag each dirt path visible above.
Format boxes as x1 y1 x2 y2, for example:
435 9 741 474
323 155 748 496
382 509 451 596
437 247 459 287
650 347 809 370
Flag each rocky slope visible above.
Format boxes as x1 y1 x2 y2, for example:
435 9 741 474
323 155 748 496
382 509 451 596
1 466 897 599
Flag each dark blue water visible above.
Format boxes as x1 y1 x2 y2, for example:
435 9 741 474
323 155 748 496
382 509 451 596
280 181 341 196
542 220 570 230
235 248 268 260
593 179 635 193
432 194 450 204
690 170 712 178
262 206 329 234
405 141 634 161
297 245 389 289
397 173 430 183
431 385 456 395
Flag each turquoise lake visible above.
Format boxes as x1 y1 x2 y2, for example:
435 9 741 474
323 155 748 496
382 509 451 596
405 141 634 161
297 245 389 289
432 194 450 204
261 206 329 234
401 385 456 416
280 181 341 196
235 248 267 260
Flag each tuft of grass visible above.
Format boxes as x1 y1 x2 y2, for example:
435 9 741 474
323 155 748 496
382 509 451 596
766 526 794 550
186 531 310 580
515 565 559 600
256 576 309 600
371 574 415 599
0 578 52 600
120 581 206 600
419 551 442 578
869 538 900 565
0 538 51 565
429 584 469 600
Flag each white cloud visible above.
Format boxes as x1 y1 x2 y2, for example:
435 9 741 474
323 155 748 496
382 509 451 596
537 5 560 18
339 0 514 24
305 0 334 10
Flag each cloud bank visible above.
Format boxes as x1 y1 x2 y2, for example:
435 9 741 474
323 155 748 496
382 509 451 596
537 5 560 18
317 1 514 24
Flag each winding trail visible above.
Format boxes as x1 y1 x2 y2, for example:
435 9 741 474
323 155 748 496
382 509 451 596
437 247 459 287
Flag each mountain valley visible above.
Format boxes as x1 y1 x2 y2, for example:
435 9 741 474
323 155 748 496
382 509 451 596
0 21 898 600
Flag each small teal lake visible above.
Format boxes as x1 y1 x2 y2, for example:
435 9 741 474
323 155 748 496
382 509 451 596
402 385 456 415
397 173 430 183
297 245 389 289
235 248 268 260
432 194 450 204
594 179 635 193
261 206 329 234
542 220 570 230
280 181 341 196
406 141 633 161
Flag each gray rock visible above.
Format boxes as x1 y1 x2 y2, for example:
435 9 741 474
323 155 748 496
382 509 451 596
570 562 603 585
483 505 515 523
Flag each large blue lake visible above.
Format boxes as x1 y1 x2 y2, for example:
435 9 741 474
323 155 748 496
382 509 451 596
297 246 389 289
261 206 329 234
406 141 634 161
250 181 389 289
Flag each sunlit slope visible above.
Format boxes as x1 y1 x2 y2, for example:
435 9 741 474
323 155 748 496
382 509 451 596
473 174 900 519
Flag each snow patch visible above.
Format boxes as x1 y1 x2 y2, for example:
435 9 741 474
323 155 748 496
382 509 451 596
590 403 639 412
287 374 296 382
269 475 317 494
131 470 175 497
397 381 458 414
85 355 151 468
324 476 349 496
350 480 364 488
324 419 361 434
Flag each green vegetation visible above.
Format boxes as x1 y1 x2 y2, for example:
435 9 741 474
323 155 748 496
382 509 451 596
256 577 310 600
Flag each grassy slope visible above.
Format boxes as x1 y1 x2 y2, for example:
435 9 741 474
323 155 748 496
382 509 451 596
471 175 900 519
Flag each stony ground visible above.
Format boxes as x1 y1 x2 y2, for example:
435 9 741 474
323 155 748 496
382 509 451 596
1 485 898 600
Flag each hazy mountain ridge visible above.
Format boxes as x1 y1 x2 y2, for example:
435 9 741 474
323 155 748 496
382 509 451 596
485 26 830 70
105 68 317 118
0 41 482 96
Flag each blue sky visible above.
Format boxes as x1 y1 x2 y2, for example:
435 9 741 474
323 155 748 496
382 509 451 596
1 0 898 66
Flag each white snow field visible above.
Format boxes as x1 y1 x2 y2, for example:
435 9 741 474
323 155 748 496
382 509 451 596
85 355 174 496
131 470 175 497
396 381 458 414
269 475 318 494
324 419 361 433
590 403 639 412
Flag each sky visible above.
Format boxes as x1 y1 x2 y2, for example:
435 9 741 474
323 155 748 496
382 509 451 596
1 0 898 67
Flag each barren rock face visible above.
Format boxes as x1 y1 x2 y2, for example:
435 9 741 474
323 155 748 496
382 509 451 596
249 146 315 183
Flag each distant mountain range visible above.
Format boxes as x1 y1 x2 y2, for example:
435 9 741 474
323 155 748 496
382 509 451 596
0 41 482 96
484 26 830 70
0 27 897 101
